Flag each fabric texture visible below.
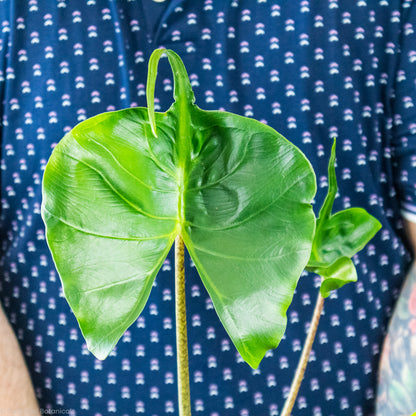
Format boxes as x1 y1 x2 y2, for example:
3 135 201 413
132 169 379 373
0 1 415 415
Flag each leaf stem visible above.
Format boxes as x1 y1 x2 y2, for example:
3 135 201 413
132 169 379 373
175 235 192 416
280 291 325 416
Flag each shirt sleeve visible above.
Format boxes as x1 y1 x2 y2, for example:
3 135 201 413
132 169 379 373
392 2 416 223
0 1 10 120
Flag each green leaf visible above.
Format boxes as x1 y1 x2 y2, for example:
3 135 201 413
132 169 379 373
309 207 382 267
307 139 381 297
313 257 357 298
42 48 317 367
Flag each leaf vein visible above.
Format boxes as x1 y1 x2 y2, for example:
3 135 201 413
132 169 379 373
187 131 253 192
54 150 177 221
192 243 306 262
77 274 143 294
43 207 176 241
88 234 176 355
187 171 311 232
76 137 158 191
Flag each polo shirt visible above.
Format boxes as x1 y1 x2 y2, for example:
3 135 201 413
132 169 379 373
0 1 415 415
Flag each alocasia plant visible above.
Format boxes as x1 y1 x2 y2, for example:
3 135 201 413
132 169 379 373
280 139 381 415
41 48 381 415
306 139 382 297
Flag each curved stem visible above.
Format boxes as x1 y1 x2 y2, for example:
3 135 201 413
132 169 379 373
281 292 325 416
146 48 166 136
146 48 195 137
166 49 195 106
175 235 192 416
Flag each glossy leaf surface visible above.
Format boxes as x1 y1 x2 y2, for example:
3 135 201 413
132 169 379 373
307 140 381 297
42 49 317 367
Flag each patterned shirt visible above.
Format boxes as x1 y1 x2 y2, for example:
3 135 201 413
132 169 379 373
0 1 415 415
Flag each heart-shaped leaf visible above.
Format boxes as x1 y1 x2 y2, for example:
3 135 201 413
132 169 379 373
41 49 317 368
307 140 381 297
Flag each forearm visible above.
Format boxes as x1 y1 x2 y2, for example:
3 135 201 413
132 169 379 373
0 304 40 413
377 264 416 415
376 219 416 415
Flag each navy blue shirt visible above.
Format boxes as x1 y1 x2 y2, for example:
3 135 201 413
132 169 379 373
0 1 415 415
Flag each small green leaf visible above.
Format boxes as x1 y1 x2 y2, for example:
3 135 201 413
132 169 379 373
307 139 381 296
309 207 382 267
42 48 317 367
318 138 338 221
313 257 357 298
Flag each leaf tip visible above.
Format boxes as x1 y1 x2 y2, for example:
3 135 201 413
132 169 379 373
241 351 262 370
150 121 158 138
87 340 112 361
319 287 331 298
147 48 170 138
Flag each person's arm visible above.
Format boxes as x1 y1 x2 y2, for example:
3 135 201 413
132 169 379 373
376 219 416 416
404 219 416 257
0 304 40 413
377 0 416 411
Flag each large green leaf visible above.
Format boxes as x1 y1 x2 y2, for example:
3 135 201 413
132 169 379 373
42 49 316 368
307 140 381 297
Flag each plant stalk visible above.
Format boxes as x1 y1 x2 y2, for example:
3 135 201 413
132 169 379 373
280 292 325 416
175 235 192 416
